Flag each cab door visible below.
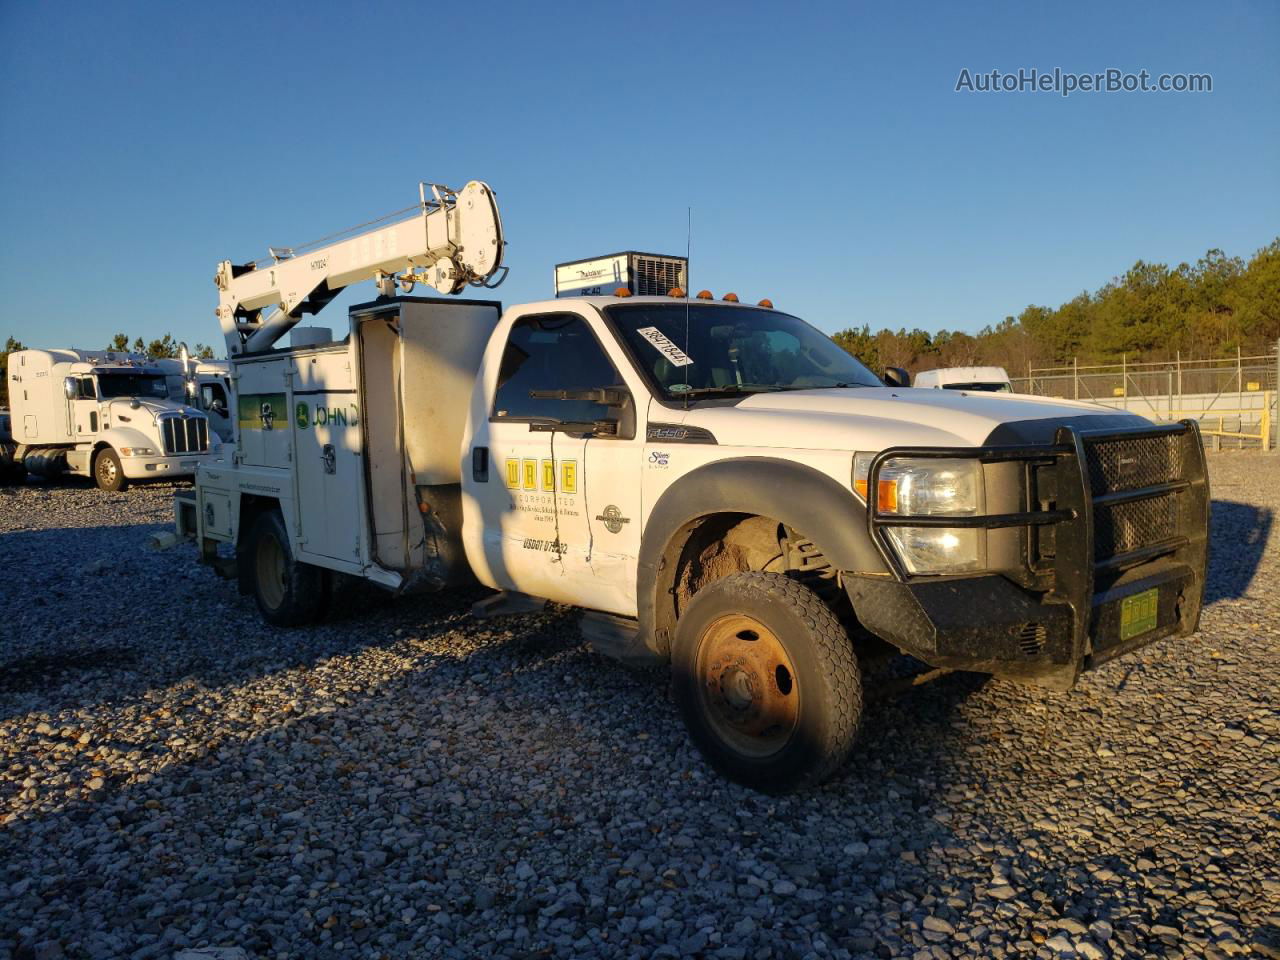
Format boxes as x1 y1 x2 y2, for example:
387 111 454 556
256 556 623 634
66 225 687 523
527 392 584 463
467 313 582 603
494 311 645 617
71 377 100 439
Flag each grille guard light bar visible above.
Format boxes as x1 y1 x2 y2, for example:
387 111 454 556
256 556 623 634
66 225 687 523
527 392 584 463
865 422 1200 582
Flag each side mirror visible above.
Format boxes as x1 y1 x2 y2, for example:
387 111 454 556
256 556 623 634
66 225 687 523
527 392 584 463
883 367 910 388
526 386 636 440
64 377 78 399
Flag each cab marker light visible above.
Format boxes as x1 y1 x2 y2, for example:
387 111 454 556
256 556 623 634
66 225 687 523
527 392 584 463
613 287 633 297
723 292 739 302
696 290 714 299
758 298 774 308
668 287 686 298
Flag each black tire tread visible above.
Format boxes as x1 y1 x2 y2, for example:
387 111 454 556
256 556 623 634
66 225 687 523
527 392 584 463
94 448 127 492
248 510 324 627
674 571 863 792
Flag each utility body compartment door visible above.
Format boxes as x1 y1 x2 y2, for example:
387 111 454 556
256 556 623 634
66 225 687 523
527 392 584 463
290 351 363 563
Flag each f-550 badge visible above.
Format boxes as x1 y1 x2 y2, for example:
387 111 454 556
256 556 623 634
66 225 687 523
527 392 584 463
595 505 631 534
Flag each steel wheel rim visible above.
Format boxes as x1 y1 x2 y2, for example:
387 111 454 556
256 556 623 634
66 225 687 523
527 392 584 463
256 534 287 610
98 456 117 485
694 613 800 759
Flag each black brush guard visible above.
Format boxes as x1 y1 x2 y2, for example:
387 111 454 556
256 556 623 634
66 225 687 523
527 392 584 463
847 420 1210 689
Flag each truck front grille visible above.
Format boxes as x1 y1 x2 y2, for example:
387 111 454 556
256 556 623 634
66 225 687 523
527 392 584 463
1085 433 1183 495
161 415 210 455
1084 432 1188 568
1093 491 1179 560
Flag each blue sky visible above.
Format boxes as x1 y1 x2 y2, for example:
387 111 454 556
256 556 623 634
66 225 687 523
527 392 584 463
1 0 1276 351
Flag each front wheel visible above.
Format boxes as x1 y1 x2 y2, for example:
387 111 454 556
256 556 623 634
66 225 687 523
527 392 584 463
671 572 863 793
94 448 127 491
247 509 324 626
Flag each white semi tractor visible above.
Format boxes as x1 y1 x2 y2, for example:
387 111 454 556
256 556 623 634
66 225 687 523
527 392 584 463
176 181 1210 791
4 348 217 489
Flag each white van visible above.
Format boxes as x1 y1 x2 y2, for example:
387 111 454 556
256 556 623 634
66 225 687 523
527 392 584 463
913 366 1013 393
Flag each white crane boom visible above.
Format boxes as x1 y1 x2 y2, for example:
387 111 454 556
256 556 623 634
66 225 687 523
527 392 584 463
215 181 504 355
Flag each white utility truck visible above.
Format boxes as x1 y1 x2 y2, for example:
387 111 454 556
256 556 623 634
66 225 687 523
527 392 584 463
914 365 1015 393
6 348 217 490
177 181 1210 791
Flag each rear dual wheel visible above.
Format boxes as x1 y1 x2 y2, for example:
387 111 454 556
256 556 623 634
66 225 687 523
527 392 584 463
247 510 325 626
672 572 863 793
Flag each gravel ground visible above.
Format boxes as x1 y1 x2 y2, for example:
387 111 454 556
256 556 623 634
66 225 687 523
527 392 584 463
0 455 1277 960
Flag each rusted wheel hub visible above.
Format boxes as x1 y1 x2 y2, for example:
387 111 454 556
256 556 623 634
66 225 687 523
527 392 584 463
695 614 799 758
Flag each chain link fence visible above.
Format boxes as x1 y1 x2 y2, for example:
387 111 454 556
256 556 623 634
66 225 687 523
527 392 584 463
1010 343 1279 450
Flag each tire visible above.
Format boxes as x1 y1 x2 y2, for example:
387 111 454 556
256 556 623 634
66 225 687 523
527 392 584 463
671 571 863 793
94 448 127 491
246 509 324 627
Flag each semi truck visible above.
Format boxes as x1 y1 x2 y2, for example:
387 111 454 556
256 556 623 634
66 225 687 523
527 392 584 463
176 181 1210 791
5 348 218 490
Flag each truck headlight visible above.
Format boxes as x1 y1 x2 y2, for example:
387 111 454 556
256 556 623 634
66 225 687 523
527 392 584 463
853 454 986 575
120 446 155 457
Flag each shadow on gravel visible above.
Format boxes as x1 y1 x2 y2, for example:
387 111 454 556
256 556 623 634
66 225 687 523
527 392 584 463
0 523 492 723
0 613 1001 957
1204 499 1273 605
0 647 139 695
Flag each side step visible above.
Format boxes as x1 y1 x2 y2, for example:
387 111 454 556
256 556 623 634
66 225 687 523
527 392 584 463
580 611 664 668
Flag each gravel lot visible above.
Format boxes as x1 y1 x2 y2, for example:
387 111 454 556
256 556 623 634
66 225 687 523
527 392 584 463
1 454 1277 960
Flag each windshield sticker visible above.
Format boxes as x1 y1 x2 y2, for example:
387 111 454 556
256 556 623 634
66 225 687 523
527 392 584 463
636 327 694 367
668 383 692 394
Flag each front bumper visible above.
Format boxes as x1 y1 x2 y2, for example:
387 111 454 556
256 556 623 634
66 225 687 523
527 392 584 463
846 421 1210 689
121 454 208 479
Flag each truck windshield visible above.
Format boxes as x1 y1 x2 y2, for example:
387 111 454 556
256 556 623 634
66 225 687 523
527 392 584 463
607 304 883 399
96 374 170 400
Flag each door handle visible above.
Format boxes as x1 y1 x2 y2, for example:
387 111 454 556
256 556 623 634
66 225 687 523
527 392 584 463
321 443 336 474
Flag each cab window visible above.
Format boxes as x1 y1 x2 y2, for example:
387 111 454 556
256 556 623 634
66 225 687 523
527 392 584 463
492 314 623 424
201 382 228 411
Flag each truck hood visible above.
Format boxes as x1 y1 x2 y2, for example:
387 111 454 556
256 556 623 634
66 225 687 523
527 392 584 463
679 386 1148 449
104 397 204 421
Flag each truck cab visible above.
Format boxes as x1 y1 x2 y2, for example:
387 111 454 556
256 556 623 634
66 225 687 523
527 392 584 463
6 349 216 490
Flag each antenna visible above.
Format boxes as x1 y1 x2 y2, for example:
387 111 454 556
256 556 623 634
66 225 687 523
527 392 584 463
684 206 692 411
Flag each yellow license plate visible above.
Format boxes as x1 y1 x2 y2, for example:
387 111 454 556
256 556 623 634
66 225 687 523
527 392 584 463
1119 587 1160 641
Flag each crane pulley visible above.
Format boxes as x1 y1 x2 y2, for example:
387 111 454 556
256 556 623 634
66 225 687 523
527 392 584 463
215 181 505 355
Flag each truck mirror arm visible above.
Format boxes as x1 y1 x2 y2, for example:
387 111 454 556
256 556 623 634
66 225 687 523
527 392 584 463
527 419 620 438
528 386 631 407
